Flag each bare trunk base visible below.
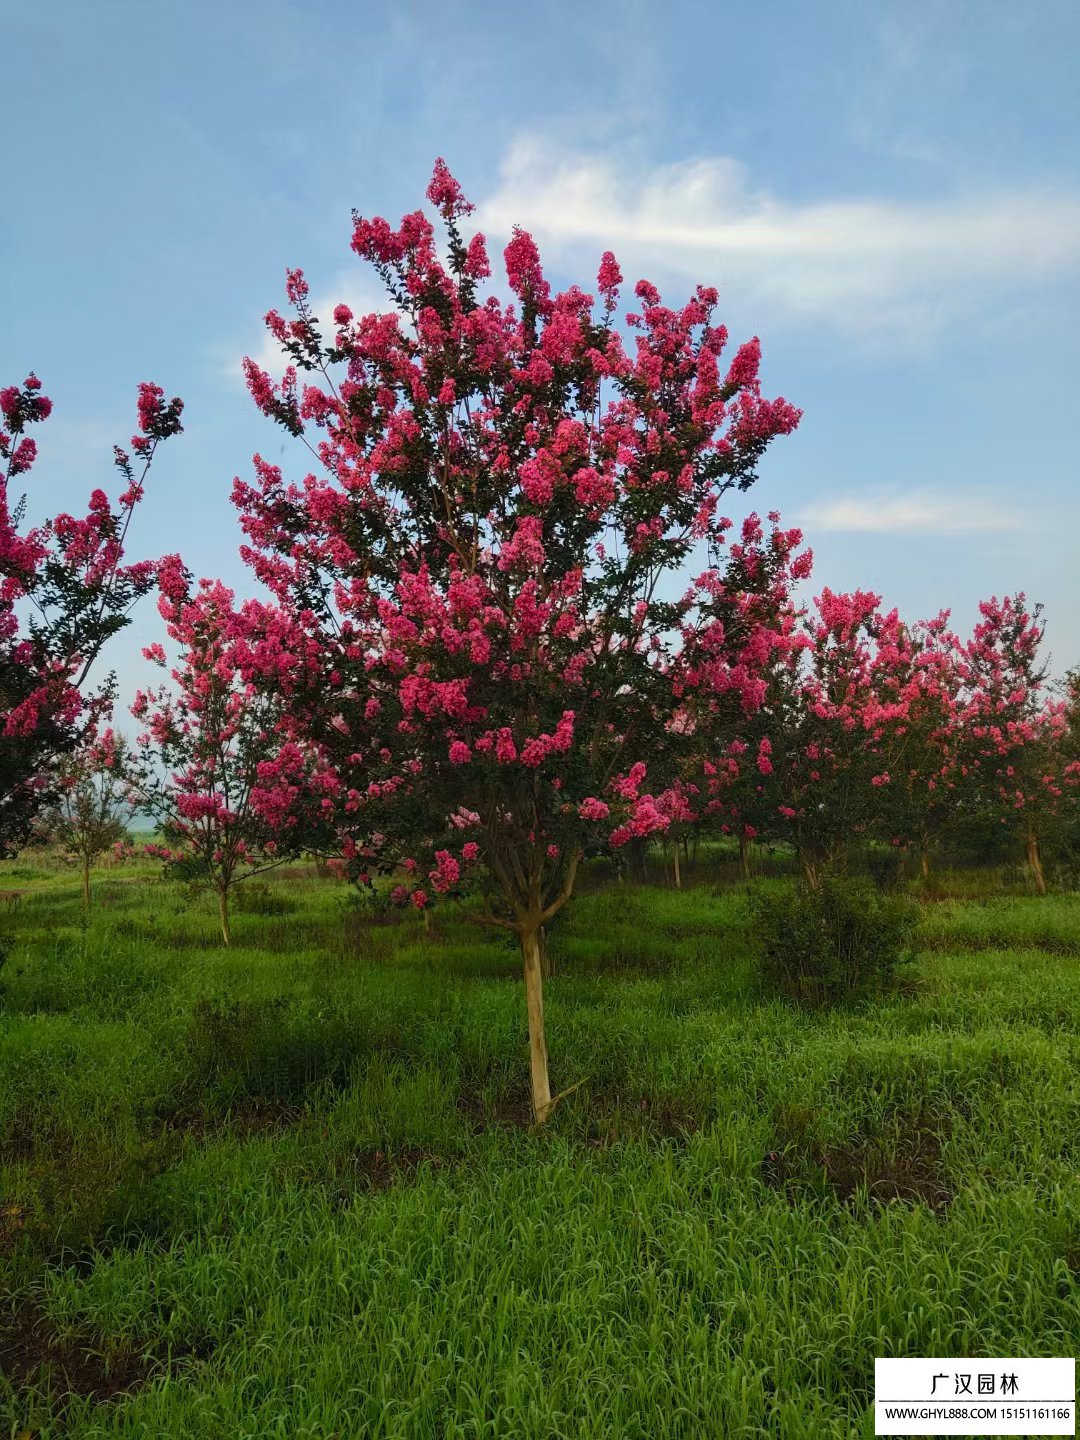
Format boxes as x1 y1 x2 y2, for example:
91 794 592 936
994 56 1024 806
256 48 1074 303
800 854 822 890
521 926 552 1124
218 888 231 946
82 858 91 909
673 843 682 891
1027 834 1047 895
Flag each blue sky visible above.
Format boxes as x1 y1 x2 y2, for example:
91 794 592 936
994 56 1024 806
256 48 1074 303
4 0 1079 708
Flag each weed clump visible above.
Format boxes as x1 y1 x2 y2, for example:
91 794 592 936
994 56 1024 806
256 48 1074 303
749 875 919 1006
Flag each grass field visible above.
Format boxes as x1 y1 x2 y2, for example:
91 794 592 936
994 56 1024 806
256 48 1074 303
2 856 1079 1437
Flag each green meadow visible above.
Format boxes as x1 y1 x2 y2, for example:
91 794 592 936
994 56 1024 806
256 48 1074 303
2 856 1079 1437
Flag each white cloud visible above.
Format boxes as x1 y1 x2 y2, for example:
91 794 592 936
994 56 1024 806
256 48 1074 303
474 136 1080 341
799 487 1021 535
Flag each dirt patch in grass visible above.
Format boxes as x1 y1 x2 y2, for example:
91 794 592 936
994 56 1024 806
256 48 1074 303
0 1119 36 1166
0 1298 207 1408
2 1096 302 1177
572 1090 703 1149
455 1088 533 1132
340 1145 451 1194
160 1095 304 1145
455 1081 707 1144
760 1104 953 1215
279 1144 457 1211
1 1099 307 1266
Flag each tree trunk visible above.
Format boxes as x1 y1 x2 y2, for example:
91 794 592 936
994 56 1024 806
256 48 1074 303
521 925 552 1124
672 842 682 891
539 925 552 978
800 852 821 890
1027 832 1047 895
628 837 648 884
81 855 91 909
218 887 231 946
920 847 931 881
739 834 751 883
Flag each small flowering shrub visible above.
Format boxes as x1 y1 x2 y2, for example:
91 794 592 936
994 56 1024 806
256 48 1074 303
748 876 919 1007
39 727 134 906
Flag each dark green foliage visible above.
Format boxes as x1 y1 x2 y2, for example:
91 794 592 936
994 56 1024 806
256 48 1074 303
749 875 919 1005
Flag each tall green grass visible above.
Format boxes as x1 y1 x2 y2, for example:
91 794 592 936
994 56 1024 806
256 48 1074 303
1 864 1078 1437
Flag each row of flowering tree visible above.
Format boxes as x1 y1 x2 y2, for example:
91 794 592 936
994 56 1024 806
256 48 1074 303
687 585 1079 891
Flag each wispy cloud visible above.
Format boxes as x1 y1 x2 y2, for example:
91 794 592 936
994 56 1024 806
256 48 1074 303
800 487 1022 536
217 272 394 386
475 136 1080 341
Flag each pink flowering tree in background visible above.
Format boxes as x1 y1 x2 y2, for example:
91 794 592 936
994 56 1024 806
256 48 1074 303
130 563 335 944
954 595 1078 893
0 375 182 853
674 511 812 880
747 588 919 885
232 159 800 1120
40 726 134 907
874 612 966 879
1062 667 1080 863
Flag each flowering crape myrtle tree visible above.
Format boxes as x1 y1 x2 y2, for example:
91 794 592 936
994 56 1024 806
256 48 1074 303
956 595 1078 893
131 564 335 944
233 160 800 1120
743 588 920 884
876 612 966 879
42 727 134 907
0 376 182 852
674 512 812 879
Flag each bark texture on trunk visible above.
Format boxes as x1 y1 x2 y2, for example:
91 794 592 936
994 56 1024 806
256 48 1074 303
218 888 231 946
538 925 551 978
81 857 91 909
739 834 751 883
920 847 931 881
1027 833 1047 895
672 843 682 891
800 852 821 890
521 925 552 1124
